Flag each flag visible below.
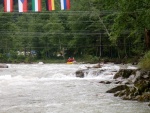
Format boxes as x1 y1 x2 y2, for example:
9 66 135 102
3 0 13 12
46 0 55 11
60 0 70 10
18 0 28 12
32 0 42 12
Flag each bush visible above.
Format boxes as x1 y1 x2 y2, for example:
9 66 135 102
80 55 99 63
138 51 150 70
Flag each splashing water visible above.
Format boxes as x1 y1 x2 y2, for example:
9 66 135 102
0 63 149 113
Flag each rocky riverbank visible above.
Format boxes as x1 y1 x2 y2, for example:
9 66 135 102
104 69 150 107
75 63 150 107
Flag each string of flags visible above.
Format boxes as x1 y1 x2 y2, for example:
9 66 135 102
3 0 71 13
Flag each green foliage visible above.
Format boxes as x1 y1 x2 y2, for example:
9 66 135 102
81 55 99 63
139 51 150 70
0 0 150 63
0 53 5 62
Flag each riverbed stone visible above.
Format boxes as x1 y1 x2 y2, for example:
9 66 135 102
106 85 128 93
75 70 84 78
113 69 136 79
0 64 8 68
99 81 112 84
106 68 150 107
137 93 150 102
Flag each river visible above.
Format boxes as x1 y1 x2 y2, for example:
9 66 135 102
0 63 149 113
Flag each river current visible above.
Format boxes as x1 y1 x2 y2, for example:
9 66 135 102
0 63 149 113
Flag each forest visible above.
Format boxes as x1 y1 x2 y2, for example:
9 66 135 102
0 0 150 68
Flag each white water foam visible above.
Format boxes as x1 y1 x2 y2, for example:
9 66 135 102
0 63 149 113
0 63 122 80
0 63 138 81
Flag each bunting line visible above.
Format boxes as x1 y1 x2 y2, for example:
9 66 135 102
3 0 71 13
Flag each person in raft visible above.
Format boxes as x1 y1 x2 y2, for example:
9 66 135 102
67 57 76 62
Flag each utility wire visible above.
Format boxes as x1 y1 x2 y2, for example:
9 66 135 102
0 10 146 14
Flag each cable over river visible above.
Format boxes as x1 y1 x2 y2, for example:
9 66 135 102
0 63 149 113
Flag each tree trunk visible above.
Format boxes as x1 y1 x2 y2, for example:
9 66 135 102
145 28 150 50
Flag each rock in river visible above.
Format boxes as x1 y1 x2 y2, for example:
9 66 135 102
0 64 8 68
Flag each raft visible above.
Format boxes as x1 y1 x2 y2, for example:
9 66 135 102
67 62 73 64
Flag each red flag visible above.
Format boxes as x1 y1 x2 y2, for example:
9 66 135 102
4 0 13 12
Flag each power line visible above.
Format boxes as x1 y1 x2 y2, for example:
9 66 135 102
0 44 144 50
0 10 146 14
0 32 106 35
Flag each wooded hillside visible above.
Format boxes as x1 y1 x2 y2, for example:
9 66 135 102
0 0 150 63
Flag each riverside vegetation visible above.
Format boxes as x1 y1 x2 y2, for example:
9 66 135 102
0 0 150 67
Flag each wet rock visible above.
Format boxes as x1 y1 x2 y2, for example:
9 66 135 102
86 64 102 69
122 80 130 84
107 68 150 106
113 81 121 84
129 73 140 84
122 95 132 100
114 90 127 97
106 85 128 93
113 69 136 79
75 70 84 78
105 81 112 84
99 81 111 84
76 65 105 78
0 64 8 68
92 64 102 68
99 81 106 84
143 74 149 79
137 93 150 102
134 95 141 100
114 91 120 97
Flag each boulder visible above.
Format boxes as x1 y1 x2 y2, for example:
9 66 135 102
106 68 150 107
92 64 102 68
86 64 102 69
75 70 84 78
99 81 111 84
0 64 8 68
113 69 136 79
106 85 128 93
137 93 150 102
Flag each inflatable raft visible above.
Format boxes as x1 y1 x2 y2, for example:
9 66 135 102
67 62 73 64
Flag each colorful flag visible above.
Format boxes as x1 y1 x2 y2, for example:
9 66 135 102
3 0 13 12
46 0 55 11
60 0 70 10
18 0 28 12
32 0 42 12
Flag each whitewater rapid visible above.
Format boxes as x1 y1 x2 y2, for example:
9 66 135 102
0 63 149 113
